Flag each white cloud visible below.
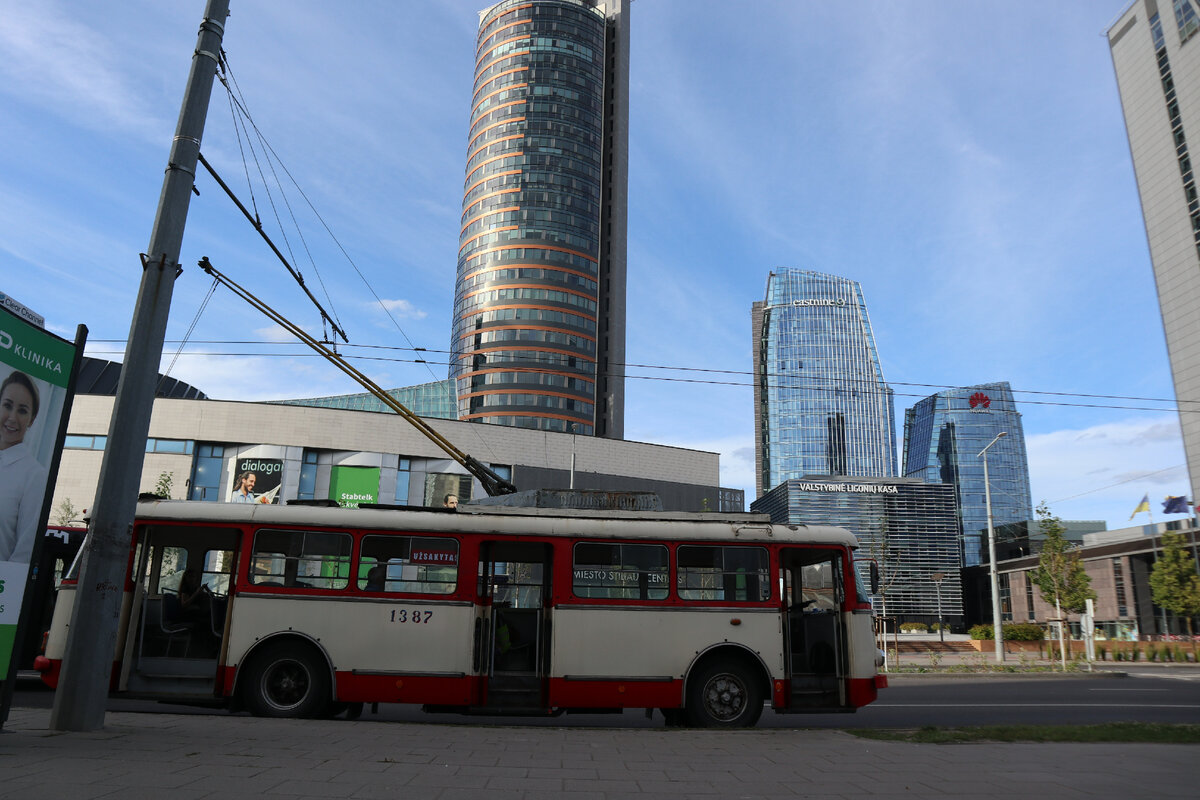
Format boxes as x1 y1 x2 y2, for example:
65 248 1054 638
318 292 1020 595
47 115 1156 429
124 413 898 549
157 352 363 402
1027 415 1189 527
377 299 429 320
253 324 316 344
0 2 167 144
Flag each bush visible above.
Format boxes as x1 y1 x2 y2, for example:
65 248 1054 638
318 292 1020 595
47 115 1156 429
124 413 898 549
1004 623 1047 642
968 624 993 640
930 622 951 632
900 622 928 633
1097 644 1108 661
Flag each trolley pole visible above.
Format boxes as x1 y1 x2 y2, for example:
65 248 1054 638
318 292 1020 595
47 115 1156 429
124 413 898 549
50 0 230 732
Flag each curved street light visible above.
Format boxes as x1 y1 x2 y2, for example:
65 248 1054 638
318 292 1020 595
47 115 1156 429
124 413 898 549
978 431 1007 663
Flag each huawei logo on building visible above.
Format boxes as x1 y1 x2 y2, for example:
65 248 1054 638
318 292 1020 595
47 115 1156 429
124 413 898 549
969 392 991 411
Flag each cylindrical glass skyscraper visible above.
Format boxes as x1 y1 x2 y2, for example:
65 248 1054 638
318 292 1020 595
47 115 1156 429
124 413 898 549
753 269 896 496
450 0 628 437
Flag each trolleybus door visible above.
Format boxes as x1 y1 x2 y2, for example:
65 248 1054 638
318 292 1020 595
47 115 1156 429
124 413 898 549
120 524 238 698
781 548 846 708
477 541 552 710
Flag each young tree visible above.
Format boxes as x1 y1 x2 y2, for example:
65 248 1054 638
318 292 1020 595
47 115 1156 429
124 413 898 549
53 497 79 526
153 470 175 500
1029 502 1095 668
1149 531 1200 638
866 513 903 618
1029 503 1095 612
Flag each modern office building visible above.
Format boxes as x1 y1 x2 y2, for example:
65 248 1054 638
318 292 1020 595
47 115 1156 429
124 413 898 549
902 381 1033 569
752 477 962 626
1109 2 1200 510
450 0 629 438
752 269 896 498
52 394 730 517
973 516 1200 638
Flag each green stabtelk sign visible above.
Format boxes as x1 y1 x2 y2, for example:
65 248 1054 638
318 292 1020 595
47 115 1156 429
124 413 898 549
0 307 80 676
328 466 380 509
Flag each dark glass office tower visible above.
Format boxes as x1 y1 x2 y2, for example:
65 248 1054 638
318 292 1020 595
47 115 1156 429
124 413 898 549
450 0 628 437
752 269 896 497
902 381 1033 568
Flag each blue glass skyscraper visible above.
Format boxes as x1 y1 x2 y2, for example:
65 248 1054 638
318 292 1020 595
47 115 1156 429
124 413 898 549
902 381 1033 568
753 269 896 497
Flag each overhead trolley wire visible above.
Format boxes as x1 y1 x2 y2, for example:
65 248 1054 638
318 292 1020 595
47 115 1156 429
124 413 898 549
87 340 1196 415
213 50 443 385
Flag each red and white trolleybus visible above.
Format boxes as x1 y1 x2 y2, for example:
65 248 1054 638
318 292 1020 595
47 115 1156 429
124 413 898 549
37 500 886 726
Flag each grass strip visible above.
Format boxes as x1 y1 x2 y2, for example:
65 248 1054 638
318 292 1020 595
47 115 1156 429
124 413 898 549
850 722 1200 744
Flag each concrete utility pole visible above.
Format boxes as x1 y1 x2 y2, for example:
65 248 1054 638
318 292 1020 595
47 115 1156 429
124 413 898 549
50 0 230 732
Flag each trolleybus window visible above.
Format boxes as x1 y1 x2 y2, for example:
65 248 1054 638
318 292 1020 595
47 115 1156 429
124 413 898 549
677 545 770 602
800 561 839 612
249 529 352 589
158 548 234 596
358 535 458 594
572 542 669 600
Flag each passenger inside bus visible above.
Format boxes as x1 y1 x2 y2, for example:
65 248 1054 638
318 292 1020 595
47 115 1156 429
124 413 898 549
365 563 387 591
166 567 210 628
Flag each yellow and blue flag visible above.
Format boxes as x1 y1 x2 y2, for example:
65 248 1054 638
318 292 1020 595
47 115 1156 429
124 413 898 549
1129 493 1150 520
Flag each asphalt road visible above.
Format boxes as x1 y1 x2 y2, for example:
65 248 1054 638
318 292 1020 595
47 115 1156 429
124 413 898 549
12 667 1200 729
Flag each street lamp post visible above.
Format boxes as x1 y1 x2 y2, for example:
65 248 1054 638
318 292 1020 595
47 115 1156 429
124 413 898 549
979 431 1007 663
931 572 945 644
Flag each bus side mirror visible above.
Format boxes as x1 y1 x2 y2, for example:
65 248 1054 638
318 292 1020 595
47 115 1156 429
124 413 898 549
869 561 880 595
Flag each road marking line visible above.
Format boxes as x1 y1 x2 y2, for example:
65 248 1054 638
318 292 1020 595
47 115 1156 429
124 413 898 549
877 703 1200 708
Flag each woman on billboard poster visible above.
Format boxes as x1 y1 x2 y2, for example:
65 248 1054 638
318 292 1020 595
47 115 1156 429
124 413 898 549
0 370 47 563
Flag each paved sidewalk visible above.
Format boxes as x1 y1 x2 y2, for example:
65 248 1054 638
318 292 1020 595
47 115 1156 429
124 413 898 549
1 707 1195 799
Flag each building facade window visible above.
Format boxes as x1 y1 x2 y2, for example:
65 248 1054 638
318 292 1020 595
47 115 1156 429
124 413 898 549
1150 11 1200 259
1113 557 1128 618
297 449 320 501
64 435 107 450
146 438 193 455
394 457 411 503
189 444 224 502
1025 572 1036 620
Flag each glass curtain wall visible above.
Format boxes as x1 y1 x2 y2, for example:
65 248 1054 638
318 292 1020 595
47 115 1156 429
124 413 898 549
450 0 610 434
754 269 896 496
902 381 1033 568
752 478 962 622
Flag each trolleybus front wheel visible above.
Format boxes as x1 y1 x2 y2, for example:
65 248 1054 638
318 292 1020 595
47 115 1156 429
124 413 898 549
686 659 763 728
243 642 330 718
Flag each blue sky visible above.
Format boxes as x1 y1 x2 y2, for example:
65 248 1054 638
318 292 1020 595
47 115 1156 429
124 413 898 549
0 0 1189 529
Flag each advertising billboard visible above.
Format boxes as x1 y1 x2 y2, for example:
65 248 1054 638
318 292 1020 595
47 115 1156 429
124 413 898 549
0 306 80 675
228 457 283 504
329 466 379 508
